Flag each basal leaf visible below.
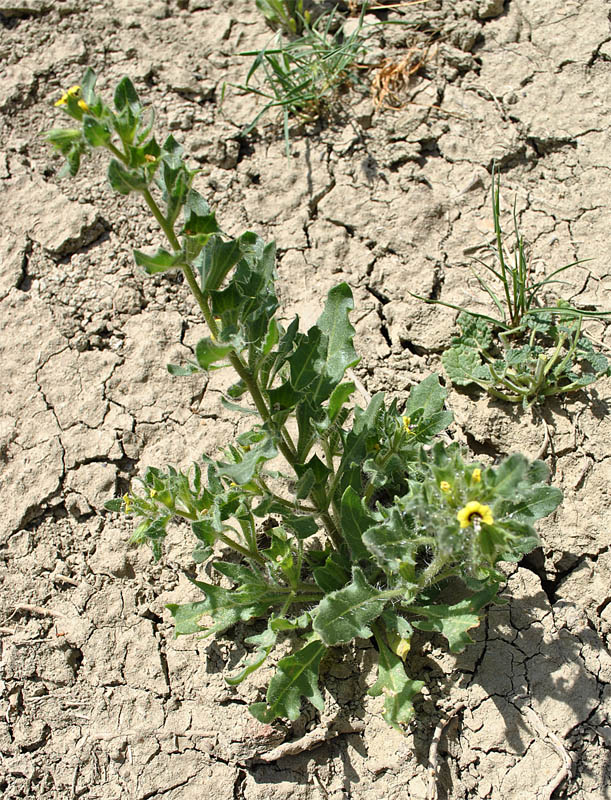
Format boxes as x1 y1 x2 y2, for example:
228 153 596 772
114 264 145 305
313 551 350 593
249 639 327 722
167 576 283 638
313 566 389 645
457 311 494 349
410 583 500 653
368 638 424 730
442 344 483 387
226 623 277 686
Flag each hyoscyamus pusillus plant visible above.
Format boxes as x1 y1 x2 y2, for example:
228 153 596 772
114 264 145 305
47 70 562 731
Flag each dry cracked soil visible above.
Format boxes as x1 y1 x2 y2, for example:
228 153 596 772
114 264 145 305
1 1 611 798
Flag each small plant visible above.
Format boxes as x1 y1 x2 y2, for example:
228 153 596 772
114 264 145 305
414 171 611 408
237 4 370 150
47 71 563 731
255 0 314 36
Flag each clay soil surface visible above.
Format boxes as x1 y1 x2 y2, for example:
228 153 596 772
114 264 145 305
1 1 611 798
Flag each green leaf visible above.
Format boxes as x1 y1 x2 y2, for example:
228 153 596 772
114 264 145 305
216 435 278 485
316 282 360 383
405 373 448 418
457 312 494 349
497 485 562 522
313 566 389 645
195 337 234 370
196 236 242 291
81 67 98 105
410 583 500 653
104 498 123 512
313 551 350 593
114 76 142 115
328 381 355 422
339 486 375 561
249 640 327 722
133 247 184 274
368 638 424 730
283 514 319 540
107 158 148 194
442 344 483 387
226 623 278 685
362 508 420 576
167 576 283 638
82 116 111 147
488 453 528 496
167 362 200 376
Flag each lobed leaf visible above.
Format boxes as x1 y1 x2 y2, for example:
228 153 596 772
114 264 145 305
442 344 483 387
368 637 424 730
410 583 500 653
313 566 389 645
249 639 327 722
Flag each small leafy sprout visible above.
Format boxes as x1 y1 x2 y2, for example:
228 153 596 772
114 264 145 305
413 169 611 408
457 501 494 529
49 70 563 734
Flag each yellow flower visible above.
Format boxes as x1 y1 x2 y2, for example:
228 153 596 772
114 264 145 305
123 493 133 513
77 99 89 112
472 468 482 483
149 488 157 498
440 481 451 493
144 154 157 163
55 85 82 107
457 501 493 529
402 415 414 435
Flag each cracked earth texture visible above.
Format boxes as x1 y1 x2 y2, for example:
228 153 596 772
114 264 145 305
1 0 610 798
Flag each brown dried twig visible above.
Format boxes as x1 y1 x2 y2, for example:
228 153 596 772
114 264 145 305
371 41 433 110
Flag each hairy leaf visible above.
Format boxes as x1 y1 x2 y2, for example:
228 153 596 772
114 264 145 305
442 344 483 387
339 486 375 561
410 583 500 653
195 337 234 370
133 247 184 275
313 567 389 645
404 373 447 418
167 576 284 638
368 638 424 730
249 640 327 722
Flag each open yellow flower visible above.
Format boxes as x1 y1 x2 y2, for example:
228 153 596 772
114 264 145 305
457 501 493 529
55 85 82 107
472 468 482 483
440 480 451 493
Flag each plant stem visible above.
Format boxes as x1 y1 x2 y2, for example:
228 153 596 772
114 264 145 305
216 529 266 565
